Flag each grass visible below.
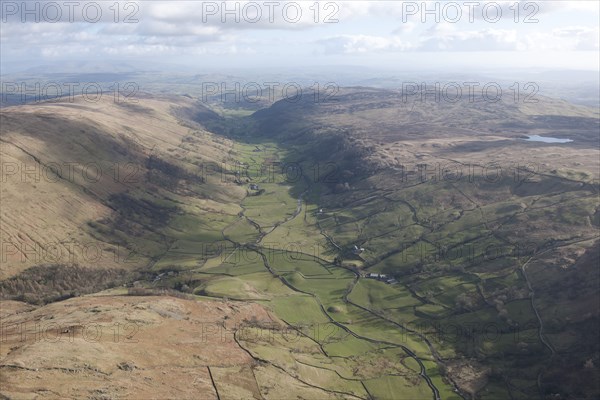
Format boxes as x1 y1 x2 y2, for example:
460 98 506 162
195 276 269 300
222 217 261 243
267 251 332 276
241 272 299 297
349 279 423 313
363 375 431 400
370 240 436 274
322 335 382 357
260 203 333 260
270 295 331 325
414 303 451 319
238 325 369 396
293 362 368 397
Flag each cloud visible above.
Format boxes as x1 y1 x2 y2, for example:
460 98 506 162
338 1 599 22
525 26 600 51
1 0 333 30
1 0 598 69
318 34 415 54
318 23 599 54
140 1 334 31
393 21 416 35
419 23 518 51
428 25 599 53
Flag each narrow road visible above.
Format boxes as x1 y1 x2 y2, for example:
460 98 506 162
520 250 555 397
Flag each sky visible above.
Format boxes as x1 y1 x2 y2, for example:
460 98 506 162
1 0 599 74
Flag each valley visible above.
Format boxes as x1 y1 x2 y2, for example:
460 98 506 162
0 88 598 399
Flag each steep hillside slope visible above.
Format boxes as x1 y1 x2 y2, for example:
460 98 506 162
0 95 242 291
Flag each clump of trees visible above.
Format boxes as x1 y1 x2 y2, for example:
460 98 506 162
455 292 478 311
0 264 130 305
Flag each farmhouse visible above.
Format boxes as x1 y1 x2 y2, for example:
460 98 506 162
352 245 365 255
365 273 396 284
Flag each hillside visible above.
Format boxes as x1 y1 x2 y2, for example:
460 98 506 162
0 94 243 285
0 295 285 399
250 87 599 177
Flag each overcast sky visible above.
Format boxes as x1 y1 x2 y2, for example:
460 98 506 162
1 0 598 73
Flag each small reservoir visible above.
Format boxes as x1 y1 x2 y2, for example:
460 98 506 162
525 135 573 143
